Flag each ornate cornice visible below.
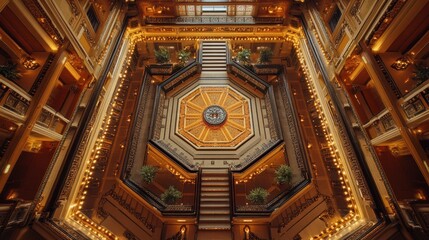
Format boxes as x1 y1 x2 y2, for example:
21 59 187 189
366 0 408 47
21 0 64 45
146 16 284 25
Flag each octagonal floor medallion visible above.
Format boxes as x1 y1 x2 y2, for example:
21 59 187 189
177 86 253 148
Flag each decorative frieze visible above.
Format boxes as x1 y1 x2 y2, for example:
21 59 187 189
29 54 55 96
125 77 154 176
81 22 96 46
22 0 64 45
349 0 363 24
373 55 402 99
146 16 284 25
277 80 306 174
265 93 279 140
366 0 408 47
66 0 80 17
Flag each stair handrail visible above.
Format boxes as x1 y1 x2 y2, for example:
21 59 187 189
228 60 271 93
228 169 235 221
196 168 203 224
158 59 199 92
226 40 231 66
197 39 203 66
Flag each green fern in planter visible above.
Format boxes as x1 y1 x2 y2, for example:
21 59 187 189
275 164 292 185
161 186 182 204
246 187 269 204
412 64 429 85
0 62 21 81
177 49 191 65
155 47 170 64
237 48 251 65
140 165 158 184
258 47 273 64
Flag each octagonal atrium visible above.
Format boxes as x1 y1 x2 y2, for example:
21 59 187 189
0 1 429 240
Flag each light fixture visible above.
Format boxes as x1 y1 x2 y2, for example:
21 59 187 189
391 56 411 71
244 225 250 240
22 56 40 70
267 5 277 14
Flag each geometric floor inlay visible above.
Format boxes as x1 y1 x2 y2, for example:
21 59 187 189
177 86 253 148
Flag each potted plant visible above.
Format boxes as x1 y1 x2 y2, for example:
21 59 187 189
155 47 170 64
237 48 251 66
275 164 292 185
161 186 182 204
178 49 191 66
246 187 269 204
0 62 21 81
173 48 191 73
258 47 273 64
140 165 158 184
412 64 429 86
254 47 280 75
150 47 173 75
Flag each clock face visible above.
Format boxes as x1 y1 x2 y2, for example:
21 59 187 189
203 105 227 126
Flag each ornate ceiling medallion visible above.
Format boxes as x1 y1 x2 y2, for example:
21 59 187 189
203 105 227 126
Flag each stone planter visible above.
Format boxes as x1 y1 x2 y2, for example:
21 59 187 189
149 63 173 75
253 64 281 75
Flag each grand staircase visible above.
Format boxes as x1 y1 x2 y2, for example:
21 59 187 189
197 168 232 239
201 41 228 78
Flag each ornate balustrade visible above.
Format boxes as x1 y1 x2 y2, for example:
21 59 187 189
362 109 397 140
399 81 429 121
158 60 199 92
228 61 270 93
0 77 70 135
146 16 284 25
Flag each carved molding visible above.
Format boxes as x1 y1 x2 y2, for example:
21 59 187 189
146 16 284 25
22 0 64 45
366 0 407 47
230 65 267 92
125 77 154 176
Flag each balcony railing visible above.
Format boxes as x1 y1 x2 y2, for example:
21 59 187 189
0 76 70 135
146 16 284 25
399 80 429 122
363 109 397 140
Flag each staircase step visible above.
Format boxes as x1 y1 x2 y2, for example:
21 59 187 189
200 209 230 215
201 182 229 186
198 223 231 231
202 53 226 56
202 169 229 173
202 56 226 59
201 60 226 63
201 66 227 70
200 197 229 202
202 63 226 67
202 47 226 51
202 50 226 53
200 203 230 208
202 68 227 71
201 192 229 197
201 187 229 192
200 71 228 77
202 42 227 45
199 215 230 222
201 176 229 181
